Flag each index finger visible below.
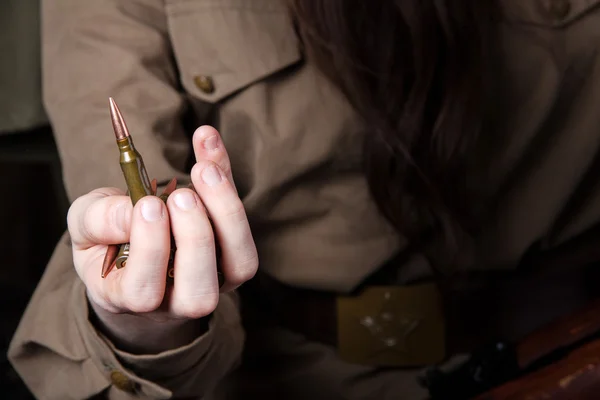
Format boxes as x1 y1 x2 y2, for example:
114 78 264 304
67 187 132 250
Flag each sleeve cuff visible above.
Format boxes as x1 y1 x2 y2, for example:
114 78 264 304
73 283 244 399
104 315 216 381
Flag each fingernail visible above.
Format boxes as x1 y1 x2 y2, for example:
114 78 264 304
174 191 196 210
141 198 164 221
203 135 218 151
202 164 223 186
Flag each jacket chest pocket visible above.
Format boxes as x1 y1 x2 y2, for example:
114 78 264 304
165 0 302 103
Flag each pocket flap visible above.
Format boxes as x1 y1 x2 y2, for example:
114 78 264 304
166 0 302 103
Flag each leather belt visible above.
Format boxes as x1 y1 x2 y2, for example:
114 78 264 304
241 252 600 368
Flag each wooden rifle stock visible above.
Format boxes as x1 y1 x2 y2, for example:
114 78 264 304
475 298 600 399
423 224 600 399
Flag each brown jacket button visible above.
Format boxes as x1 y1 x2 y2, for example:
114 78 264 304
110 370 136 392
194 75 215 94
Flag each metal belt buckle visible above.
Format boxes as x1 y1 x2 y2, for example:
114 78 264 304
336 282 445 367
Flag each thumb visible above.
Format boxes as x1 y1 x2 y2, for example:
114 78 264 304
67 188 132 249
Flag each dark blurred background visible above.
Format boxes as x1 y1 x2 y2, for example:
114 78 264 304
0 1 69 398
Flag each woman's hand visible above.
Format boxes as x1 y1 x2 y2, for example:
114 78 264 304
66 126 258 353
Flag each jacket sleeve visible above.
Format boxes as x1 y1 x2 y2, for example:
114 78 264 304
9 1 244 399
9 234 244 399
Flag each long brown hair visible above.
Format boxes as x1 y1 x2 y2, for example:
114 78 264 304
290 0 496 257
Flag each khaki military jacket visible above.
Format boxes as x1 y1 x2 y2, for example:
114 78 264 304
9 0 600 399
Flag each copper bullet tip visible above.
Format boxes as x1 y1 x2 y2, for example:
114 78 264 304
101 244 120 278
109 97 130 140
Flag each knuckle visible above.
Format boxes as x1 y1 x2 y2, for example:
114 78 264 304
176 228 214 251
121 291 163 313
178 294 219 319
194 235 216 252
228 252 259 286
81 204 111 244
221 200 247 221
